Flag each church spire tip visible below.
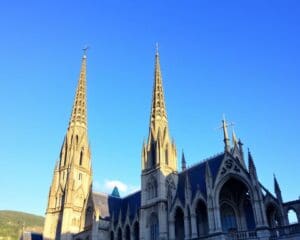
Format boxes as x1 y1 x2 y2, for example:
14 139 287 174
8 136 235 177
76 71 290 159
232 127 238 146
82 45 89 59
69 50 88 129
150 45 168 130
221 115 232 153
155 42 159 55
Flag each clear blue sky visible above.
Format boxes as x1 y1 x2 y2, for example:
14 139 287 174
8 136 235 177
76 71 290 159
0 1 299 216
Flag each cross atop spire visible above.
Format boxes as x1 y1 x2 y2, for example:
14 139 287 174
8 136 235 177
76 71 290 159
150 44 168 132
219 115 234 153
69 52 88 129
155 42 159 55
82 45 89 59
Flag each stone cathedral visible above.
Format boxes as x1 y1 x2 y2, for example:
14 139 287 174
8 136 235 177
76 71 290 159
42 49 300 240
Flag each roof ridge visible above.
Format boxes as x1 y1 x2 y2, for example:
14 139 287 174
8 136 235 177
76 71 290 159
181 152 224 172
122 190 141 199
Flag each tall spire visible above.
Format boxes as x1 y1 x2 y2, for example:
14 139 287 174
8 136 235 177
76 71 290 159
274 174 283 203
248 149 257 179
150 44 168 132
69 51 88 129
232 128 238 147
222 116 231 152
181 150 186 171
142 46 177 173
274 174 280 192
44 49 92 240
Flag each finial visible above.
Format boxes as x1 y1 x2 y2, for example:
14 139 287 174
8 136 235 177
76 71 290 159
232 127 238 146
69 51 88 129
155 42 159 55
82 45 89 58
219 115 234 153
181 150 186 171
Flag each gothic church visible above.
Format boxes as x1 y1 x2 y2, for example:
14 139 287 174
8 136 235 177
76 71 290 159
43 49 300 240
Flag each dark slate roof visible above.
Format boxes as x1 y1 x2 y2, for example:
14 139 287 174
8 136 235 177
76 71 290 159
94 190 141 224
120 191 141 222
93 192 110 218
175 153 224 205
93 154 224 222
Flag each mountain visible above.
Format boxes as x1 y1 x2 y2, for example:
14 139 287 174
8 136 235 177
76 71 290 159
0 210 44 240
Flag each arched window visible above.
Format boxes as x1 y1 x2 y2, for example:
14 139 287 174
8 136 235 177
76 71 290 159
147 178 158 199
147 182 152 200
110 231 114 240
118 228 122 240
221 203 237 233
79 150 83 166
133 222 139 240
196 200 208 237
243 198 255 230
175 208 185 240
150 213 159 240
125 225 131 240
64 142 68 165
266 204 282 228
187 207 192 238
153 179 157 197
219 178 255 232
165 148 169 165
150 143 156 168
288 209 299 224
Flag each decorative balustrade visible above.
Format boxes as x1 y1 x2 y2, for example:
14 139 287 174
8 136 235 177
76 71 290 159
226 230 258 240
269 223 300 239
191 225 300 240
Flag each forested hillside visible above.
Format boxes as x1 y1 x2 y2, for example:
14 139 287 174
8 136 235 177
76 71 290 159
0 210 44 240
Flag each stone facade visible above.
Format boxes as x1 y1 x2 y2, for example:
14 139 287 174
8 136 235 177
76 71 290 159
43 54 93 240
43 50 300 240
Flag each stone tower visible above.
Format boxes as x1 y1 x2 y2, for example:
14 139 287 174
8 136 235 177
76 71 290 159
140 47 177 240
43 52 92 240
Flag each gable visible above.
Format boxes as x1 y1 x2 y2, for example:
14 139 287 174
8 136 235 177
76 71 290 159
175 153 224 205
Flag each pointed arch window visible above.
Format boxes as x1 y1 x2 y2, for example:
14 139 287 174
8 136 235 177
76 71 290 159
150 213 159 240
118 228 122 240
79 149 83 166
125 225 131 240
175 208 185 240
151 143 156 168
133 222 139 240
63 142 68 166
221 203 237 233
187 207 192 238
147 178 158 199
110 231 114 240
196 200 208 237
288 209 299 224
165 147 169 165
